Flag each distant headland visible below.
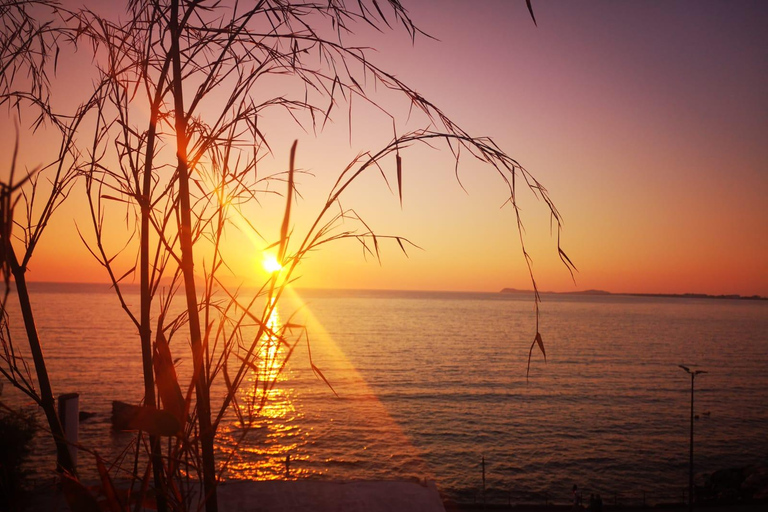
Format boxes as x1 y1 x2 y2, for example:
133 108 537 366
500 288 767 301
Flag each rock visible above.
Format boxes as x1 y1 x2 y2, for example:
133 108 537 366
742 464 768 500
78 411 97 422
701 463 768 503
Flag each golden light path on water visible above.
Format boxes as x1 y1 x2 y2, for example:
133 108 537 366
218 299 299 479
216 286 430 482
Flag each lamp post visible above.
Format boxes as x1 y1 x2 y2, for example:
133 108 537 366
679 365 706 512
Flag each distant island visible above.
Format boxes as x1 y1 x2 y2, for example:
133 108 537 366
500 288 767 301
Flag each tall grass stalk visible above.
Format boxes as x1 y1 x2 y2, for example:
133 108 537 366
0 1 90 476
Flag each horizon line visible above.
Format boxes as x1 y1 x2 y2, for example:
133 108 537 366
18 280 767 300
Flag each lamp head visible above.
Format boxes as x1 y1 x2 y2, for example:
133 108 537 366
679 365 707 376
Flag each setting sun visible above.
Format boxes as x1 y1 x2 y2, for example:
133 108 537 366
262 254 283 274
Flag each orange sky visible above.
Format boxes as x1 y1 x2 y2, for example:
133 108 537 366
3 1 767 296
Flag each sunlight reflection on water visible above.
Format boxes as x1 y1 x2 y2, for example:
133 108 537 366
217 301 306 480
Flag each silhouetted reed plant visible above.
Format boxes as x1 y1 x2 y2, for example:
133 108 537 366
0 1 86 479
0 1 572 511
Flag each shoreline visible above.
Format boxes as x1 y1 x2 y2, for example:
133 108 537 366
500 288 767 301
17 478 768 512
444 502 767 512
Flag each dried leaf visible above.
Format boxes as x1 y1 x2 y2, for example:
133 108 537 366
396 237 408 257
558 248 576 270
233 352 261 374
526 331 547 380
372 0 389 26
111 400 182 437
100 194 129 204
526 0 538 26
133 457 154 512
279 141 297 262
311 363 339 397
114 266 136 284
223 359 234 395
96 456 123 512
61 472 100 512
534 331 546 360
396 153 403 207
154 329 186 426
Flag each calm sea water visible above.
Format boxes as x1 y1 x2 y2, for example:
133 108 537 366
4 284 767 505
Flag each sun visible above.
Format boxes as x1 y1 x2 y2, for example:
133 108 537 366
262 254 283 273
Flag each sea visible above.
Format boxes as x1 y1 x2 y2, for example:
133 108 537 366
2 283 767 506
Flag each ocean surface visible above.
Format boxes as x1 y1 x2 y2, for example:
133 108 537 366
3 283 767 506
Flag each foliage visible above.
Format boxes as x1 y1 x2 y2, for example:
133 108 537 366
0 1 568 511
0 0 83 476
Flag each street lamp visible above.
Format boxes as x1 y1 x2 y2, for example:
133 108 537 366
679 365 706 512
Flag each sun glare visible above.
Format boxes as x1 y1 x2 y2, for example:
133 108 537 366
262 254 283 273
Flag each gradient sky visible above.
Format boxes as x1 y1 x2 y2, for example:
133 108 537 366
5 1 767 296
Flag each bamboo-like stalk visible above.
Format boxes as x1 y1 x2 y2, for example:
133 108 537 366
169 1 218 510
5 247 75 475
0 0 86 470
140 57 172 512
